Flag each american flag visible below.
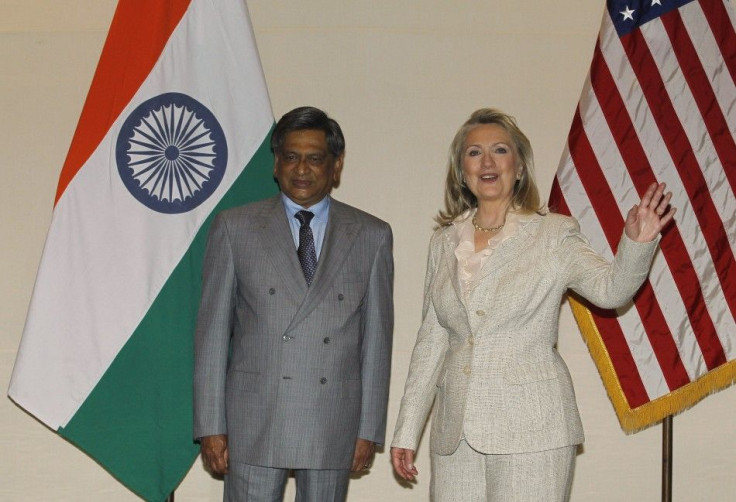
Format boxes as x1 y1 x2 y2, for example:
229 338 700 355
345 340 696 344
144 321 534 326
550 0 736 431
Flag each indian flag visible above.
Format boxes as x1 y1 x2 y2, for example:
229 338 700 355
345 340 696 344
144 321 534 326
8 0 276 499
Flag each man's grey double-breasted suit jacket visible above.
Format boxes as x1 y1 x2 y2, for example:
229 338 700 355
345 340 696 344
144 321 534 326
193 195 394 470
392 212 657 456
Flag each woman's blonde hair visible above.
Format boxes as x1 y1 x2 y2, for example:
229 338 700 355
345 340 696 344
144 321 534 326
435 108 543 226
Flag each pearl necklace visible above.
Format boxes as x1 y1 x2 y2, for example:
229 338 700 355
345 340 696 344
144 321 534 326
472 216 504 233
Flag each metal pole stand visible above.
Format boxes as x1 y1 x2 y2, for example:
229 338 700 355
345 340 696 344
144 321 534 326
662 415 673 502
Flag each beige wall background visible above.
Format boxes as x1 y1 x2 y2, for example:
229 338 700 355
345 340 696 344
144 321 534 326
2 1 734 500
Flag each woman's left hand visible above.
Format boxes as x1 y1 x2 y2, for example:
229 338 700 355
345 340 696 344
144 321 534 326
624 182 676 242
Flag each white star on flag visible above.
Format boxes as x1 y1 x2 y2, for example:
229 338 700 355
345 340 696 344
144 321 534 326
620 6 636 20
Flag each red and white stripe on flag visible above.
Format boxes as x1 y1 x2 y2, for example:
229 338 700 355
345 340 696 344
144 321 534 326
550 0 736 432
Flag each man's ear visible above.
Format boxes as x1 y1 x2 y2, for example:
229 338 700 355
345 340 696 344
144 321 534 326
332 154 345 187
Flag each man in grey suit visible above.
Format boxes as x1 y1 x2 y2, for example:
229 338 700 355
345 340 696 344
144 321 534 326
193 106 394 501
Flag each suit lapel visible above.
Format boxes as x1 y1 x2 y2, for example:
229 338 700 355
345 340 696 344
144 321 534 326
441 226 466 308
286 199 360 330
255 196 308 299
477 213 542 282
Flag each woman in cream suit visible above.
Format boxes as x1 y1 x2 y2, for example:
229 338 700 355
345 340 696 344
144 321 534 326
390 109 675 501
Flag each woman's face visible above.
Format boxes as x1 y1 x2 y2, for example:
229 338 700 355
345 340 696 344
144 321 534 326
461 124 520 207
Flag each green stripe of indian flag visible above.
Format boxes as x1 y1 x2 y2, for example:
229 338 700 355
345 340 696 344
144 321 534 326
59 140 277 501
9 1 275 497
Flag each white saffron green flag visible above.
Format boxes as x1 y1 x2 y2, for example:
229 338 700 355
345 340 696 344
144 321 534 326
8 0 277 499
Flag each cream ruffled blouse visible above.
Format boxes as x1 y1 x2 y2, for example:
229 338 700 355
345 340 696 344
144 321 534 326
452 208 532 301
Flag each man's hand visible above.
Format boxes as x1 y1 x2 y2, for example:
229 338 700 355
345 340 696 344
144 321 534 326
200 434 229 476
351 438 376 472
390 447 418 481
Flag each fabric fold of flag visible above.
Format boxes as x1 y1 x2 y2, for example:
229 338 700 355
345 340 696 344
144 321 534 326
8 0 277 499
551 0 736 432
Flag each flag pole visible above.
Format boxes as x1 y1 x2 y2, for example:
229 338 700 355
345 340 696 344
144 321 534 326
661 415 673 502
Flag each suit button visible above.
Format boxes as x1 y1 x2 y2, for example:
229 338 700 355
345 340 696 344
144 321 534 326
323 337 330 344
475 310 485 316
468 336 474 345
338 294 344 301
463 365 471 375
282 335 292 342
320 377 327 384
269 288 276 295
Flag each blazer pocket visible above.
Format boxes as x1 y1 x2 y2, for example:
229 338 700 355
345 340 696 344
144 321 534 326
503 361 563 432
227 371 261 394
505 360 557 384
334 280 366 311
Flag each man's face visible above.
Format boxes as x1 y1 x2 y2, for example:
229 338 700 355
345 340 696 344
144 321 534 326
274 129 343 208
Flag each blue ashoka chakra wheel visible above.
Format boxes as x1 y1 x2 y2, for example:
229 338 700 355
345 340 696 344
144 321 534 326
116 92 227 214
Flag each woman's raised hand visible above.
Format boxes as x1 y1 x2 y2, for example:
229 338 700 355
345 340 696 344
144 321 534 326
624 182 676 242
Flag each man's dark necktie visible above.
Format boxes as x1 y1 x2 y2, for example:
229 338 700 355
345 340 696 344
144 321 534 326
295 210 317 286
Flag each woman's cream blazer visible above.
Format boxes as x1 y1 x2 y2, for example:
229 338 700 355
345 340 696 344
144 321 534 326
392 212 658 455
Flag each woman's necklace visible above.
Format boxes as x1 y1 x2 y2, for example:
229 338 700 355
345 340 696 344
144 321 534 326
472 216 504 233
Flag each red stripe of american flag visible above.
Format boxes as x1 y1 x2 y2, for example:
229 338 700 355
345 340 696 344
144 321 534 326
661 7 736 315
594 30 728 371
551 178 652 408
661 9 736 212
567 101 693 390
622 12 735 353
701 0 736 102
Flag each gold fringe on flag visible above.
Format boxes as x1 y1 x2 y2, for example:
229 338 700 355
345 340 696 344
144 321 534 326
568 296 736 433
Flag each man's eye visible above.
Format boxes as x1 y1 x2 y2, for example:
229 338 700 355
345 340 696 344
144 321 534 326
309 156 325 164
